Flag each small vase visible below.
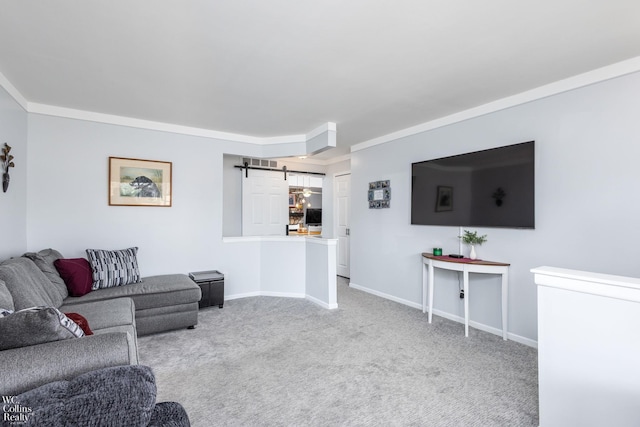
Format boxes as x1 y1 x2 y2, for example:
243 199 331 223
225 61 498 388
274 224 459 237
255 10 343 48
2 173 9 193
469 245 477 260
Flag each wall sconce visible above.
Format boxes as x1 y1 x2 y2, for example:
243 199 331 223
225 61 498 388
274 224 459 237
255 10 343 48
1 143 15 193
492 187 506 206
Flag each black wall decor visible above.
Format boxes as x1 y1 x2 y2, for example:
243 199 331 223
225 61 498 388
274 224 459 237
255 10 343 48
1 143 15 193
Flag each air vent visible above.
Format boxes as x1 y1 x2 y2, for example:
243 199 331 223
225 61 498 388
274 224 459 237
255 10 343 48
242 158 278 168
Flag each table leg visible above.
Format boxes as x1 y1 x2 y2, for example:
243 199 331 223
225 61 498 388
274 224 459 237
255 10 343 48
422 262 427 314
502 270 508 340
428 262 434 323
463 269 469 337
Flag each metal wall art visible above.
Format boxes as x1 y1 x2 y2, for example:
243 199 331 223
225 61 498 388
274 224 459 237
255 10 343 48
1 143 15 193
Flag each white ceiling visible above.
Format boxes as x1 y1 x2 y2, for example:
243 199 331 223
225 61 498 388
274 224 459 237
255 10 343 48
1 1 640 160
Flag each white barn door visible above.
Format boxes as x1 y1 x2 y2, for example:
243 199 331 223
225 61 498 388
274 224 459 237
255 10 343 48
242 169 288 236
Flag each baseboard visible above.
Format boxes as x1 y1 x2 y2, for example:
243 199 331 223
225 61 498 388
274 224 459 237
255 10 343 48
349 282 423 310
224 291 338 310
306 295 338 310
349 282 538 348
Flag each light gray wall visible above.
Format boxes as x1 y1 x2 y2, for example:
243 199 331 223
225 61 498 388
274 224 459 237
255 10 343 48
0 86 27 259
350 71 640 343
26 114 229 275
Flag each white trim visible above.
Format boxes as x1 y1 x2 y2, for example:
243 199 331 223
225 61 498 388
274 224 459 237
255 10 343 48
225 291 305 300
349 282 423 310
222 236 266 243
223 235 334 244
0 71 28 111
351 56 640 153
225 291 262 301
306 294 338 310
349 281 537 348
532 266 640 303
306 122 336 140
305 237 337 246
224 291 339 308
431 309 537 348
27 102 313 144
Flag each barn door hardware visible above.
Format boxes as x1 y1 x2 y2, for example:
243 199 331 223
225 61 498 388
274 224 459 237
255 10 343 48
235 164 325 178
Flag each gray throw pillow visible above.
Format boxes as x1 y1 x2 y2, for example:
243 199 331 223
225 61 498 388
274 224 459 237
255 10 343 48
0 257 63 309
86 247 141 290
0 306 84 351
23 249 68 301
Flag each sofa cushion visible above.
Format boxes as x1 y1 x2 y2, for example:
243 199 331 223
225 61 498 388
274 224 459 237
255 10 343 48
13 365 157 427
0 257 64 309
86 247 141 290
0 279 14 311
54 258 93 297
59 298 136 331
0 306 84 351
23 248 68 301
63 274 201 311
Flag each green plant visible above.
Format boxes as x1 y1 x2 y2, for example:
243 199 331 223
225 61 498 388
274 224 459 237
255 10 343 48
459 229 487 245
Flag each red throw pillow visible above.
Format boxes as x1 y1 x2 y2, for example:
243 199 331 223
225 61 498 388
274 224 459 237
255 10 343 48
64 312 93 336
54 258 93 297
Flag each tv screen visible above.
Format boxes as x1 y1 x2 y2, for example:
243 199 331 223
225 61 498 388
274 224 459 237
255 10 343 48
411 141 534 228
305 208 322 225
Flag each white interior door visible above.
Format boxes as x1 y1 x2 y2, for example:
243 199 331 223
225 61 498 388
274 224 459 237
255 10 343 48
335 173 351 278
242 169 288 236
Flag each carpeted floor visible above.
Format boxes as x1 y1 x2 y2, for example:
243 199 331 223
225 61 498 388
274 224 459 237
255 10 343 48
138 277 538 426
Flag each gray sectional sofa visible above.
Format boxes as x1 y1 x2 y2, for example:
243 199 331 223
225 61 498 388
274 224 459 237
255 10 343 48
0 249 201 395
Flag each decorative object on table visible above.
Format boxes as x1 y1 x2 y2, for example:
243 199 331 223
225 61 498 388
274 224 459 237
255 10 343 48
1 143 15 193
368 180 391 209
492 187 506 206
109 157 172 207
435 186 453 212
459 229 487 260
433 247 443 256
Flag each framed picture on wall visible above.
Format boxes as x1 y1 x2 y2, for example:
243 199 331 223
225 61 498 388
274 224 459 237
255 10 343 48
109 157 172 207
435 186 453 212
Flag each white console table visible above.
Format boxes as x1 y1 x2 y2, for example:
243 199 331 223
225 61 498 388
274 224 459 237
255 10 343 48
422 253 510 339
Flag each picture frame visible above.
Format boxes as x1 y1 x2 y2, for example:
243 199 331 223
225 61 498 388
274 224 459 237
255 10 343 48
109 157 172 207
368 180 391 209
289 193 296 207
435 186 453 212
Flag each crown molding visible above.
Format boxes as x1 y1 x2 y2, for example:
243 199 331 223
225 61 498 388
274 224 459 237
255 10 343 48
26 102 315 144
0 71 334 146
351 56 640 153
0 71 28 111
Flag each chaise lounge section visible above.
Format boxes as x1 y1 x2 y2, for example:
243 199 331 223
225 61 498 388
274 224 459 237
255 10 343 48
0 248 201 395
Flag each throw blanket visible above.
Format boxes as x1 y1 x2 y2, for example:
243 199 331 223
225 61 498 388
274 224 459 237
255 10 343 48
1 365 189 427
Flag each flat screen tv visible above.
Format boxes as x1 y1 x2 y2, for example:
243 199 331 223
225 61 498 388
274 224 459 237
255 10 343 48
305 208 322 225
411 141 534 228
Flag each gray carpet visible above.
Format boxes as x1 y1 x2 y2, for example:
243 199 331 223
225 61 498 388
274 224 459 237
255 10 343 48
138 277 538 426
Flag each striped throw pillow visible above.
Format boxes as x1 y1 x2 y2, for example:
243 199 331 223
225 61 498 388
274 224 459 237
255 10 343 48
86 247 141 290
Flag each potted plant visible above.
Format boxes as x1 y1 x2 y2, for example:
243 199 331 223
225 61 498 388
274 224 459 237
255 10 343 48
459 230 487 260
